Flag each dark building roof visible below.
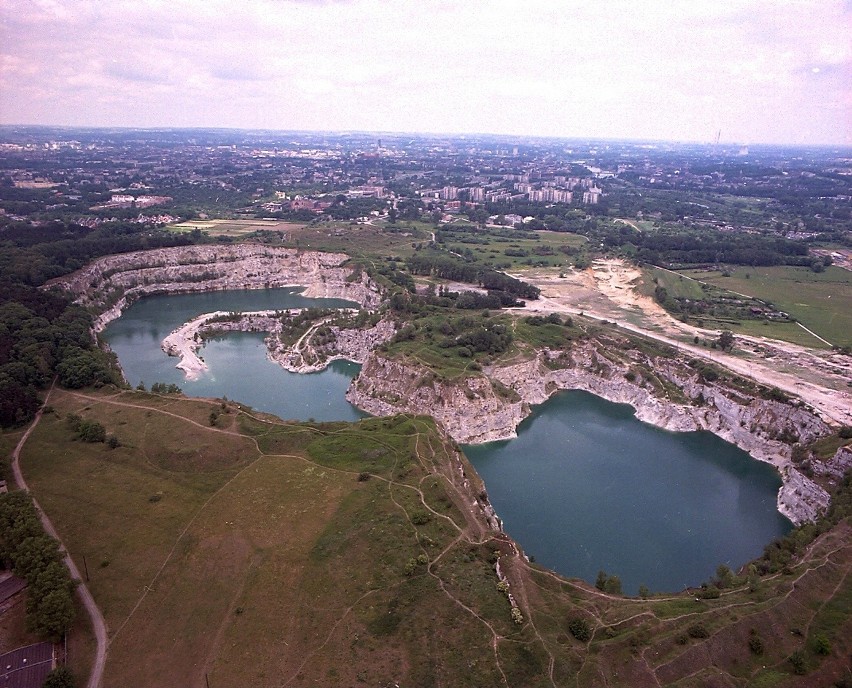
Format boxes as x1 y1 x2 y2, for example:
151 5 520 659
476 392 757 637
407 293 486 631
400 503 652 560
0 642 54 688
0 577 26 606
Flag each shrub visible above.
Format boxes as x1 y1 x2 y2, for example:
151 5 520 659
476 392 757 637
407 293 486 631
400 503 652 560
687 623 709 639
789 649 808 675
813 633 831 656
410 511 431 526
77 420 106 443
568 617 592 642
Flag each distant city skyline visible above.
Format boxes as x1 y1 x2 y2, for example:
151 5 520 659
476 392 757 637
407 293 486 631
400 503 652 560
2 0 850 146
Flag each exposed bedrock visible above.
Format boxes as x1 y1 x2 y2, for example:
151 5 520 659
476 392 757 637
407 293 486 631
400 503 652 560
47 244 382 331
347 343 837 525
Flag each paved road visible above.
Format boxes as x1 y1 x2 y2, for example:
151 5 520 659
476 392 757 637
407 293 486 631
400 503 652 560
10 385 108 688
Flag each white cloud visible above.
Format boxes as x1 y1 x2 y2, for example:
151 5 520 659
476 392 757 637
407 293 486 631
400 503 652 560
0 0 849 143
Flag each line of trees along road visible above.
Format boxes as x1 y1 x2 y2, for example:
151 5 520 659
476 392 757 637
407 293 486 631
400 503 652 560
0 492 76 639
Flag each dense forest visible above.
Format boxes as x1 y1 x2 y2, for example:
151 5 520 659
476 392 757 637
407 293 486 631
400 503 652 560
0 220 198 427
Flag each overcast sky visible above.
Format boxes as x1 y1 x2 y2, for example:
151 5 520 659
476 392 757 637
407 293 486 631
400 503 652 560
2 0 850 145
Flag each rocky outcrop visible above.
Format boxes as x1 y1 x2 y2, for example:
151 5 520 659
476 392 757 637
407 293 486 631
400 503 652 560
47 244 383 331
161 309 394 380
269 317 396 373
347 356 528 444
821 446 852 481
347 341 837 525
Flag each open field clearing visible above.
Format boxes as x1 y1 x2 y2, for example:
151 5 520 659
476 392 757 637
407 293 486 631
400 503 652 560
166 218 306 237
439 227 588 270
285 221 432 260
10 386 852 687
639 266 830 349
680 265 852 348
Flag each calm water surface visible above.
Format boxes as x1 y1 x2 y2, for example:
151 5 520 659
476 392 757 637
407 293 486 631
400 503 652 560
105 289 791 592
464 391 792 594
102 288 365 422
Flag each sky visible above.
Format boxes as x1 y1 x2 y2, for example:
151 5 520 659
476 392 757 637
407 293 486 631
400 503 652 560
1 0 850 145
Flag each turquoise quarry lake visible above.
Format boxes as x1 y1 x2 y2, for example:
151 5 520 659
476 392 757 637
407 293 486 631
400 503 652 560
102 288 365 422
464 392 792 593
104 288 792 593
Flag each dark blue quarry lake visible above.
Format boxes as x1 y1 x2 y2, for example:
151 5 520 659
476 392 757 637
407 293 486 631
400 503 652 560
104 288 792 593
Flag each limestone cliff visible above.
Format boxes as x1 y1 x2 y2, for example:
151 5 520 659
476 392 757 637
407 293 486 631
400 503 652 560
269 317 396 373
346 340 838 525
47 244 383 330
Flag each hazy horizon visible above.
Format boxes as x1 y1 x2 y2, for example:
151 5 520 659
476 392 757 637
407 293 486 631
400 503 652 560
2 0 850 146
4 123 852 151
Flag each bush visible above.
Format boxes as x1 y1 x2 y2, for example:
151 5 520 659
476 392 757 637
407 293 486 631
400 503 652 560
77 420 106 443
410 511 431 526
687 623 709 639
568 617 592 642
813 633 831 655
789 649 808 675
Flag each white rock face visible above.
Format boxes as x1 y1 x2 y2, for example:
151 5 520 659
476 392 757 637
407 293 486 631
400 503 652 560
269 317 396 373
347 342 837 525
47 244 383 331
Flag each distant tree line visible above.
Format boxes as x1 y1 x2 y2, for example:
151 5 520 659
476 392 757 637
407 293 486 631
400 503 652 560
406 254 540 300
0 219 196 285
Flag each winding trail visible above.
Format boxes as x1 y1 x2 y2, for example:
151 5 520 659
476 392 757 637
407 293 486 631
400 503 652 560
10 383 108 688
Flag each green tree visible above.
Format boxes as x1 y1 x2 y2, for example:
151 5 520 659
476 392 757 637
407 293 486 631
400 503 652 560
567 617 592 641
27 587 76 640
12 535 60 580
603 575 622 595
717 330 734 351
42 666 76 688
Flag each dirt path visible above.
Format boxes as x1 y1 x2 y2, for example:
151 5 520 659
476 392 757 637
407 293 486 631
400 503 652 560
10 384 108 688
517 260 852 426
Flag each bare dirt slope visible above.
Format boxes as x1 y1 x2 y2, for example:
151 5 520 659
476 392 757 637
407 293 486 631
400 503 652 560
517 259 852 426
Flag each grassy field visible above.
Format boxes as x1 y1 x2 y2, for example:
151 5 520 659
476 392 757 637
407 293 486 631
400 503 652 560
288 221 433 261
681 265 852 347
640 265 848 348
166 218 306 238
13 387 852 687
439 226 588 270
